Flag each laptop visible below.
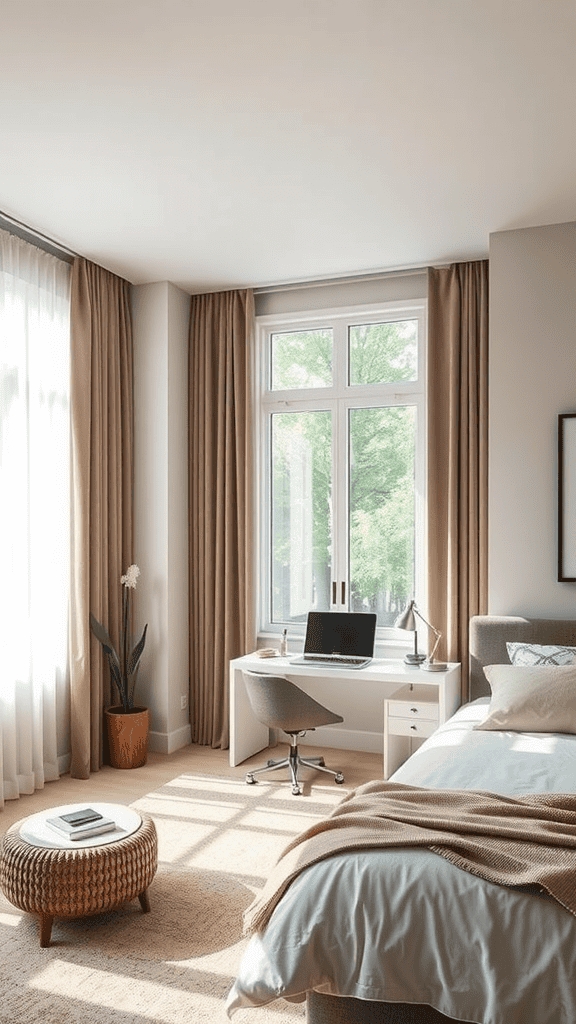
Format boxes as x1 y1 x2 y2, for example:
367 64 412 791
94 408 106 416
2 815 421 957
289 611 377 669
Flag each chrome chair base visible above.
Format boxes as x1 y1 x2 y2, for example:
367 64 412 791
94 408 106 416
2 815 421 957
245 735 345 795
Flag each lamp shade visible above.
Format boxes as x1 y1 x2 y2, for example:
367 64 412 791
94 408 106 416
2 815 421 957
394 603 416 631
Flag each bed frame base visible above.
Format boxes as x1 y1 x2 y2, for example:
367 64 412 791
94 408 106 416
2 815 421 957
307 992 456 1023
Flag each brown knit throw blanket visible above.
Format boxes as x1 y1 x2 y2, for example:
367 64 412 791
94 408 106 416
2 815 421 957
244 781 576 936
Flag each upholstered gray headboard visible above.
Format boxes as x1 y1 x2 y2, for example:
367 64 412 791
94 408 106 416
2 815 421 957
469 615 576 701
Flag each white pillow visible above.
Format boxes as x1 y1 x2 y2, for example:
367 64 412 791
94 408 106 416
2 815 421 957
506 641 576 666
475 664 576 733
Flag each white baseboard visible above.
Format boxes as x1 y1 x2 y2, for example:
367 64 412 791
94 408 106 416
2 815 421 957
56 725 192 774
298 726 383 755
148 723 192 755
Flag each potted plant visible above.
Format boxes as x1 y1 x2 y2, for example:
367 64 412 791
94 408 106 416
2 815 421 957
90 564 149 769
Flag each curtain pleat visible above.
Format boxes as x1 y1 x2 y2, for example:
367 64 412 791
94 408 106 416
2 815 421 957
189 289 255 748
427 261 489 700
69 258 133 777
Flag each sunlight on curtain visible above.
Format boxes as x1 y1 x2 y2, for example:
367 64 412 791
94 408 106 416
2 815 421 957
0 229 71 806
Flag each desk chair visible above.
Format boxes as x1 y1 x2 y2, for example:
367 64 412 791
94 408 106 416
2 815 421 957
242 671 345 795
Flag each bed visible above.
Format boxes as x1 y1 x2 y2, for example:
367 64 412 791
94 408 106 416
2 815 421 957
226 616 576 1024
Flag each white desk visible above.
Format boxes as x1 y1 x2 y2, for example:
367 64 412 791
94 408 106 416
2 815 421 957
229 654 461 767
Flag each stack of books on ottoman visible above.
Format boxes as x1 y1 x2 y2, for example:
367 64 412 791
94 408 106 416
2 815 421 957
46 808 116 841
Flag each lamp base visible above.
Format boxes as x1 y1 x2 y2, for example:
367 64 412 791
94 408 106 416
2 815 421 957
421 660 448 672
404 653 426 665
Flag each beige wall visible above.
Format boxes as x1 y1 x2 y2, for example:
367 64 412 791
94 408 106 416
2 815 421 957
255 270 427 317
132 281 191 753
489 221 576 615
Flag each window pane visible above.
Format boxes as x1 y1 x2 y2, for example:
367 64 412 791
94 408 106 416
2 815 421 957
271 329 333 390
271 410 332 623
348 406 415 626
349 320 417 385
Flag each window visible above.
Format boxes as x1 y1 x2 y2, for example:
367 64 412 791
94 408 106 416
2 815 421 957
257 300 426 640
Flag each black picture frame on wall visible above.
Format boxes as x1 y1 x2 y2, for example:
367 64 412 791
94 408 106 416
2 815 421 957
558 413 576 582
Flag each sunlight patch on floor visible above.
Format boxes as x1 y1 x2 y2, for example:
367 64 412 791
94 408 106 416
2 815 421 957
241 808 326 833
167 936 249 974
267 785 346 806
136 793 243 822
156 820 217 863
161 776 262 797
182 826 289 875
0 911 21 927
31 961 225 1021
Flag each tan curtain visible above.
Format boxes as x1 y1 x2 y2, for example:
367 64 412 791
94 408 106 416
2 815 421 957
69 258 134 778
189 288 255 748
427 261 489 701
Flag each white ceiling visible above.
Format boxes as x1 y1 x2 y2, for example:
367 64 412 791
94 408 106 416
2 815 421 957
2 0 575 293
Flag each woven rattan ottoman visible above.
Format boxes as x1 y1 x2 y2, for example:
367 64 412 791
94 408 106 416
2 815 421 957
0 802 158 947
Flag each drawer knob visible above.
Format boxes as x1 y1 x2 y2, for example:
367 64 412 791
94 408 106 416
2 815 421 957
410 724 417 731
410 707 418 713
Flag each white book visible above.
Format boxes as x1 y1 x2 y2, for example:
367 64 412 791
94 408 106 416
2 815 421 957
46 816 117 841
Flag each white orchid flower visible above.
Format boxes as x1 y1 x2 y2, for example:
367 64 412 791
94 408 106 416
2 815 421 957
121 564 141 589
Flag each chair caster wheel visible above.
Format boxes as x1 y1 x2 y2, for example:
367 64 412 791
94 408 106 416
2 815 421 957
318 758 325 767
246 773 256 785
292 786 301 796
266 759 277 767
335 773 345 784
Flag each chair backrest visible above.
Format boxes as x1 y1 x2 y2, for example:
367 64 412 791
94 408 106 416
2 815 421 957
242 671 344 734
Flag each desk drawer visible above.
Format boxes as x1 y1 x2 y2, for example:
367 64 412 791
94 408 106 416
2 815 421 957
387 699 439 722
387 717 437 739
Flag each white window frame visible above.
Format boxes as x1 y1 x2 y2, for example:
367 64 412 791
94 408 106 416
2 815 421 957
255 298 427 644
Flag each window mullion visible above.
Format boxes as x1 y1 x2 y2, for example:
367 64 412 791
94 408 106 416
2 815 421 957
332 318 347 392
332 397 349 609
331 320 349 609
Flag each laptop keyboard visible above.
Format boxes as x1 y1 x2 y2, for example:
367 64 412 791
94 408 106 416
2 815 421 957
291 655 371 667
313 656 367 665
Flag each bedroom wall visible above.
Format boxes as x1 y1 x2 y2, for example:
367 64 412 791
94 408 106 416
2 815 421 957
488 220 576 617
254 270 427 316
132 281 192 753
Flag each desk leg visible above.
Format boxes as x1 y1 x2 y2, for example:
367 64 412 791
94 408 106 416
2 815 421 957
229 667 270 767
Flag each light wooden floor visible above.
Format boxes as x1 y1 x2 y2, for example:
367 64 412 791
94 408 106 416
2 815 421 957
0 741 383 833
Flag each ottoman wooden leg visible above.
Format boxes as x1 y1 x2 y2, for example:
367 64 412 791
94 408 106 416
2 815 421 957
138 890 151 913
40 913 54 948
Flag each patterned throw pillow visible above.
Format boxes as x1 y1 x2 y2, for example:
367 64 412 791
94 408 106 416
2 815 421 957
506 642 576 666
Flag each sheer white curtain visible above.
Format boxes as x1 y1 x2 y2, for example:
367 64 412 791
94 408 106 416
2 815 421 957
0 229 71 807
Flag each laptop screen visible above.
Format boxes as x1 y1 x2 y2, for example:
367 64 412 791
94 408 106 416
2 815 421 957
304 612 377 657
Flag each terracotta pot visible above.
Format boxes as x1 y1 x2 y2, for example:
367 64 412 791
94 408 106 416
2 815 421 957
105 706 149 769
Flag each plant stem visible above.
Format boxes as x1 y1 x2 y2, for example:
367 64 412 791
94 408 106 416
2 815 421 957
122 587 129 710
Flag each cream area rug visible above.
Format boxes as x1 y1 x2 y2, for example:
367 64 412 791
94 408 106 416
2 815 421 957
0 772 347 1023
